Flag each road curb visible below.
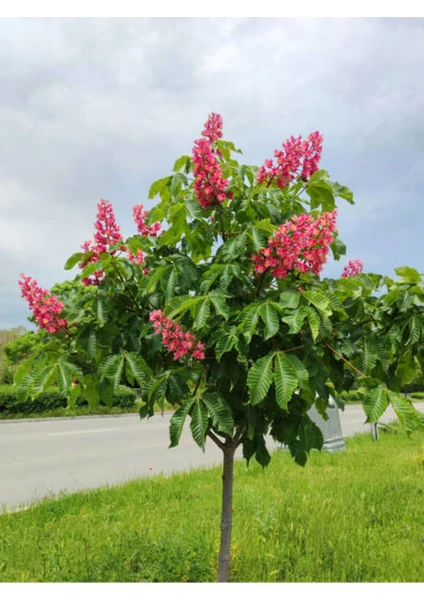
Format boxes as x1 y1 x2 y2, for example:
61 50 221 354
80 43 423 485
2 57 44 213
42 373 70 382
0 412 143 425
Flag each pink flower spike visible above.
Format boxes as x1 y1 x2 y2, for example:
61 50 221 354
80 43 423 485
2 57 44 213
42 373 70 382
18 275 68 334
341 259 363 278
149 310 204 362
79 198 124 286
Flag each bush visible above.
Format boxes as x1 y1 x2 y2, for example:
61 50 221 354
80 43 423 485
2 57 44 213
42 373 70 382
0 385 136 415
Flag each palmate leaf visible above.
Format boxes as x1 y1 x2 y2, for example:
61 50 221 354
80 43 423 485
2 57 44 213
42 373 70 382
209 292 230 320
57 362 73 397
238 303 261 342
64 252 84 271
302 291 332 317
162 266 179 302
170 398 194 448
194 297 211 329
281 307 307 334
30 364 58 397
363 386 389 423
304 306 320 341
247 353 274 405
360 337 378 375
97 297 109 327
285 354 309 392
259 302 280 340
274 352 298 410
148 374 169 412
190 399 209 450
202 392 234 436
215 330 237 361
126 353 151 388
387 390 423 433
99 354 124 390
87 329 97 360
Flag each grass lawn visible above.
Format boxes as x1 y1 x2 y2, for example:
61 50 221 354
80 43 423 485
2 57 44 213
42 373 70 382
0 428 423 583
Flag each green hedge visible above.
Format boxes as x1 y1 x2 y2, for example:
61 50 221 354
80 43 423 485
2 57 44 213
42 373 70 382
0 385 136 415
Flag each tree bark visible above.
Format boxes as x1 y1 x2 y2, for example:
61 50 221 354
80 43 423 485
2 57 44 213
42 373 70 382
217 442 236 582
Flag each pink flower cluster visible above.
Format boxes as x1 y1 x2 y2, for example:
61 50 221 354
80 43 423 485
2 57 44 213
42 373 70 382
127 249 146 265
80 199 125 286
133 204 161 236
201 112 224 143
252 211 338 279
257 131 323 189
149 310 205 361
18 275 68 334
192 113 231 210
341 258 363 278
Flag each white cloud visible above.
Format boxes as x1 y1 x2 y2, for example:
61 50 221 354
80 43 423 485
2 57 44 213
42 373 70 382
1 17 423 328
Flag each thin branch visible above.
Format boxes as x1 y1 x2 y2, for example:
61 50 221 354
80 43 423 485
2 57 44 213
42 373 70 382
323 340 367 378
208 430 225 450
234 426 245 448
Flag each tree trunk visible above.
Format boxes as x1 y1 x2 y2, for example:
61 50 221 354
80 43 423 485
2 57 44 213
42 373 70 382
217 442 236 582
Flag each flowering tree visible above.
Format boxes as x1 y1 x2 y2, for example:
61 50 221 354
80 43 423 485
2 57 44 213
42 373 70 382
17 114 424 582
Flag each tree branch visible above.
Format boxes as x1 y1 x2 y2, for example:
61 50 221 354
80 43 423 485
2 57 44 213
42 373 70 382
323 340 367 378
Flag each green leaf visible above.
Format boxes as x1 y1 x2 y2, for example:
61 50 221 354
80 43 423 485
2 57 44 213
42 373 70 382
285 354 309 392
173 155 190 172
87 329 97 360
126 353 150 388
238 303 261 342
280 289 300 309
64 252 84 270
363 386 389 422
167 296 202 319
281 307 307 334
148 375 168 412
395 266 421 284
307 169 329 184
202 392 234 436
328 181 354 204
215 331 237 361
57 362 72 398
31 364 58 397
259 302 280 340
209 292 230 320
249 226 267 252
163 266 178 302
302 291 332 317
330 237 347 261
407 315 422 345
304 306 320 341
247 353 274 405
387 390 423 433
274 352 298 410
360 337 378 375
190 399 209 450
194 298 211 329
148 176 171 200
97 297 109 327
170 399 194 448
396 349 417 386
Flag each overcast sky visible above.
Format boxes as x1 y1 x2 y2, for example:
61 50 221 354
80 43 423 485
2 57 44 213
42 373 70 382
1 17 423 329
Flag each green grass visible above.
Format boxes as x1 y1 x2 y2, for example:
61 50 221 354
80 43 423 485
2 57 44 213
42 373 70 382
0 405 140 420
0 402 174 421
411 392 424 400
1 429 423 582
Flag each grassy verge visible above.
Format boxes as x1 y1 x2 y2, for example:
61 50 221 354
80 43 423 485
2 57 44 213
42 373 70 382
1 429 423 582
0 402 174 420
0 405 140 420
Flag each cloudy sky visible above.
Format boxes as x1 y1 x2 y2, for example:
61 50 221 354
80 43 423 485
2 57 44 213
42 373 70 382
1 17 423 329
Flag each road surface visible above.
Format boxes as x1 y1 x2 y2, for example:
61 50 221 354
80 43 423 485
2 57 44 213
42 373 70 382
0 402 422 512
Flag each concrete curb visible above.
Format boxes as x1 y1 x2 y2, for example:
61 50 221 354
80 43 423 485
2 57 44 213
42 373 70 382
0 412 144 425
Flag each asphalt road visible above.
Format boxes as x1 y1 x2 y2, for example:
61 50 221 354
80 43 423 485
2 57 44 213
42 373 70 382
1 402 423 512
